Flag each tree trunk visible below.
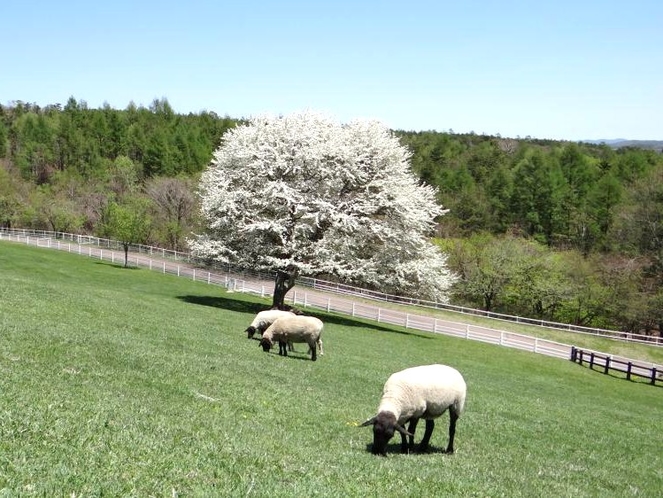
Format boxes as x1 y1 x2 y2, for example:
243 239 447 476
272 264 299 310
123 243 129 268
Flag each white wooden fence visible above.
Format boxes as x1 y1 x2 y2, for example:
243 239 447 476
2 229 662 376
3 228 661 346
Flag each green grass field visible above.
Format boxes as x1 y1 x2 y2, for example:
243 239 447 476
1 242 662 497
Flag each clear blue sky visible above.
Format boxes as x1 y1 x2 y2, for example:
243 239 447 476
2 0 661 141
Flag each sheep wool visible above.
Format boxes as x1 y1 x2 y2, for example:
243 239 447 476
260 315 324 361
245 309 296 339
362 364 466 456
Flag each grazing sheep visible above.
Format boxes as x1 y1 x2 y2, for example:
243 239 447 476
361 364 466 456
245 309 296 339
245 309 299 352
259 315 324 361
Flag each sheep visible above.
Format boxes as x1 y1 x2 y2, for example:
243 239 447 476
361 364 466 456
259 315 324 361
245 309 297 340
245 309 301 352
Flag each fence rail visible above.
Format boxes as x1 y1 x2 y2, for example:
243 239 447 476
571 347 662 385
3 227 661 346
3 228 663 385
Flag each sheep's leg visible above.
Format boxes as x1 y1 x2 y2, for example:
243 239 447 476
405 418 419 453
317 338 324 356
310 340 317 361
445 409 459 454
278 340 288 356
419 419 435 452
287 341 295 352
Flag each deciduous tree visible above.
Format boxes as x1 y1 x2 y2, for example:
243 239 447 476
101 198 152 267
191 111 456 308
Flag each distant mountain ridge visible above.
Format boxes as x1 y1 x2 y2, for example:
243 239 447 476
582 139 663 150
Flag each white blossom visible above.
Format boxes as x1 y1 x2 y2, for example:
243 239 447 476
190 111 456 301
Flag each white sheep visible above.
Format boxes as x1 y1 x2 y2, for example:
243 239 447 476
245 309 300 352
259 315 324 361
361 364 466 456
245 309 296 339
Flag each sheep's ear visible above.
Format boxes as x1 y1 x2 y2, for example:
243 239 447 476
360 416 377 427
394 424 414 437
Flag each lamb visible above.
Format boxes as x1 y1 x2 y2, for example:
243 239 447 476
259 315 324 361
361 364 466 456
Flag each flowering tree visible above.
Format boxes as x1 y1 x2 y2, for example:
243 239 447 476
190 111 456 308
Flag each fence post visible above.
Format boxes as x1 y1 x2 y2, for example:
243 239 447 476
604 356 611 375
327 298 331 313
352 303 356 317
377 308 381 323
589 352 595 370
651 367 657 386
578 350 583 366
192 269 196 281
570 346 576 362
627 362 632 381
405 314 409 329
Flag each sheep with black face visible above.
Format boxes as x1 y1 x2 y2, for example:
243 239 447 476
361 364 466 456
259 315 324 361
245 309 296 340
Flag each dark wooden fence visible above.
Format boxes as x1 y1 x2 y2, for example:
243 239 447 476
571 346 662 386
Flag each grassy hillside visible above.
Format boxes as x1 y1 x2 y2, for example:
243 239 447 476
1 242 661 496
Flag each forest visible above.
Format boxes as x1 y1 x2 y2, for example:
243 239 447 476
1 97 662 337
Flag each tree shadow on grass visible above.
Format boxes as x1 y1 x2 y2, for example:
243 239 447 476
178 294 265 314
315 312 433 338
178 293 432 338
94 261 141 270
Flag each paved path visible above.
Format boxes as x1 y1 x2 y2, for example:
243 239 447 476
3 231 662 379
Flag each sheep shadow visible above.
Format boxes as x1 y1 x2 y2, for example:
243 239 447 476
363 442 451 456
260 349 315 362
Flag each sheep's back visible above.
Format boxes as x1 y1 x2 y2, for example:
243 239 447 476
267 316 323 342
252 309 295 329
